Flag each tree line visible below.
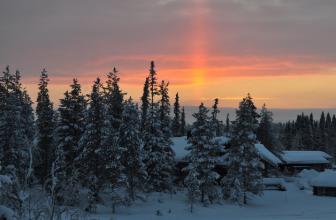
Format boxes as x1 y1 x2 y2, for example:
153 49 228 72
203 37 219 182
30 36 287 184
279 112 336 156
0 61 272 218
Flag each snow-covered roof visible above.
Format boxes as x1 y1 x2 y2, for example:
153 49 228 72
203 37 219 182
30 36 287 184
311 170 336 187
280 151 332 164
171 136 230 161
171 136 282 167
255 143 282 166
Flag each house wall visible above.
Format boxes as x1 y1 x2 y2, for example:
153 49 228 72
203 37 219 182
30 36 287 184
313 186 336 197
280 163 331 175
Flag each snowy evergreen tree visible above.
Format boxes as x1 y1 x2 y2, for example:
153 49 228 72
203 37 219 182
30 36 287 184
185 103 221 205
100 68 127 211
104 67 124 130
143 103 175 193
172 93 181 136
158 80 172 140
0 67 35 218
184 165 200 213
181 107 186 136
77 78 105 212
211 98 224 136
53 79 86 207
257 104 277 152
35 69 55 184
148 61 159 109
142 61 175 193
55 78 86 169
119 98 147 201
223 94 263 205
140 77 150 131
0 67 34 184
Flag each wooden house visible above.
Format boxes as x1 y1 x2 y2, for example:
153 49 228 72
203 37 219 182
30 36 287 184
278 151 332 175
311 170 336 197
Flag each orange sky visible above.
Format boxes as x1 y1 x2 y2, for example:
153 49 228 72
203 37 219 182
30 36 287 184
2 0 336 108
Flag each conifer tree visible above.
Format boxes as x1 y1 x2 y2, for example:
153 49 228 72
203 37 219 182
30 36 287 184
119 98 147 201
142 104 175 193
257 104 277 152
35 69 55 184
332 115 336 128
223 94 263 205
140 77 150 130
211 98 223 136
53 79 86 206
78 78 106 212
101 69 127 209
0 67 34 183
105 67 124 130
325 113 333 153
325 113 331 128
158 80 172 140
185 103 221 205
172 93 181 136
320 112 326 130
181 107 186 136
316 112 327 151
55 79 86 168
185 166 200 213
142 61 175 193
149 61 158 113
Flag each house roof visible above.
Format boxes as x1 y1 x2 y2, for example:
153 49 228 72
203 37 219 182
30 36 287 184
280 151 332 165
311 170 336 187
255 143 282 166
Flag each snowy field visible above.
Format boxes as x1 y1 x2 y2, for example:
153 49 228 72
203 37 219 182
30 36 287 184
87 181 336 220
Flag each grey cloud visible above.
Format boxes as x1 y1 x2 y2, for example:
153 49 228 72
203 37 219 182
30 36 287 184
0 0 335 77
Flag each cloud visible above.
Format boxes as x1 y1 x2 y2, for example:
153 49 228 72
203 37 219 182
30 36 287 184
0 0 336 80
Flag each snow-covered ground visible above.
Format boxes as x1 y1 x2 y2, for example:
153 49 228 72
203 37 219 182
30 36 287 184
87 180 336 220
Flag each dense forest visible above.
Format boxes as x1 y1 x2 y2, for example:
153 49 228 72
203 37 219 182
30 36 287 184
0 62 334 219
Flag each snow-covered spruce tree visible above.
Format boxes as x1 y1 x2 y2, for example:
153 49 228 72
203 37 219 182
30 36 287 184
184 165 200 213
316 112 327 151
171 92 181 136
104 67 124 130
222 94 263 205
0 67 34 184
158 80 176 193
143 103 175 193
142 61 175 193
77 78 105 212
119 98 147 202
0 67 35 218
101 70 126 213
55 78 86 169
35 69 55 185
185 103 221 205
257 104 277 153
211 98 224 136
140 77 150 132
158 80 172 140
181 107 186 136
53 79 86 207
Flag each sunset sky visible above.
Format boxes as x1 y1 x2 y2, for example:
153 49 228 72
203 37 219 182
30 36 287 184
1 0 336 108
